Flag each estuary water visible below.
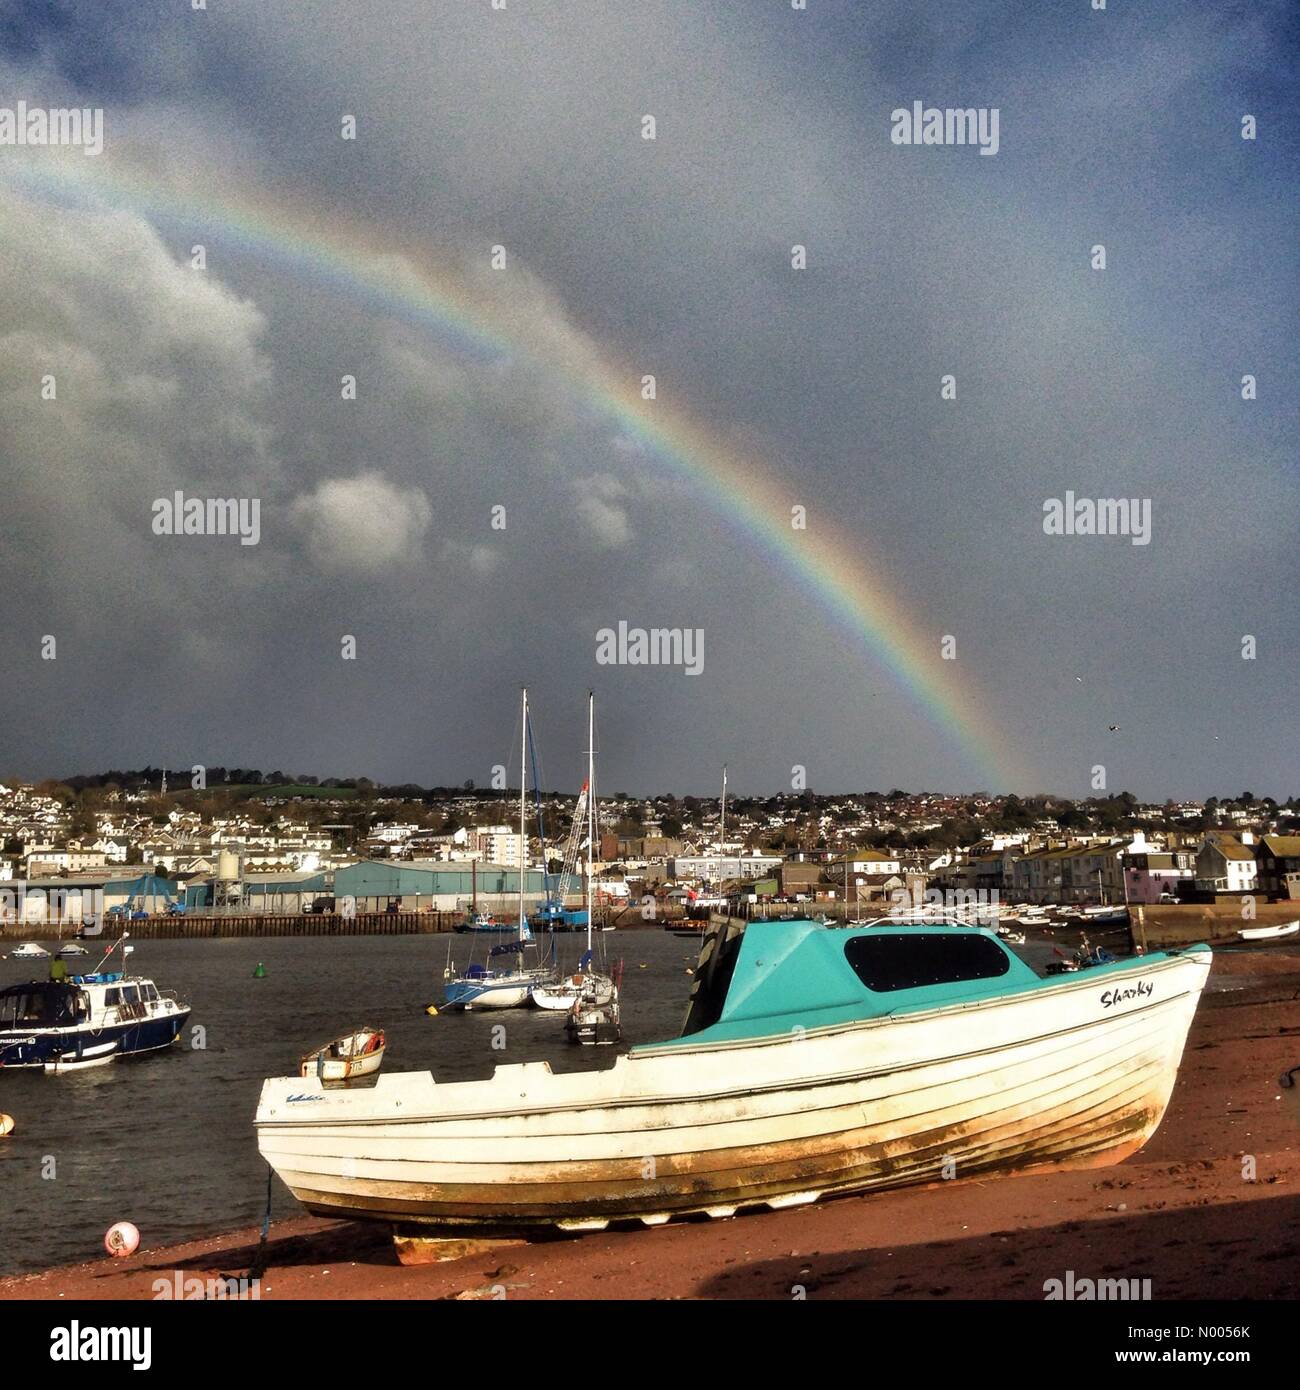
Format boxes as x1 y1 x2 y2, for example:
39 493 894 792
0 930 700 1276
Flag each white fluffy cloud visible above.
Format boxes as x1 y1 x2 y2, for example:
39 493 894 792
291 471 433 574
573 474 632 549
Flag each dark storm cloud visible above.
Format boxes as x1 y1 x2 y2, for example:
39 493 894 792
0 1 1295 796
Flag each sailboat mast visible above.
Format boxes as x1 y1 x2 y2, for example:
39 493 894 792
520 687 528 941
720 765 727 849
586 690 595 953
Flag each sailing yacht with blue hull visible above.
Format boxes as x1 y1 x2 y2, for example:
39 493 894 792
443 939 549 1010
0 970 190 1070
442 687 555 1011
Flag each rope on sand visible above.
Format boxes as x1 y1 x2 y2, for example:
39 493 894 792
248 1165 273 1281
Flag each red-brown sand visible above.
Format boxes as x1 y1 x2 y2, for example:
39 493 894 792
4 949 1298 1301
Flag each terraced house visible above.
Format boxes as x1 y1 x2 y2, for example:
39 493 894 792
1194 834 1258 895
1254 835 1300 900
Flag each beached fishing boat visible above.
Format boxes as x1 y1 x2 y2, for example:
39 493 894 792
1239 920 1299 942
257 918 1210 1233
300 1027 386 1081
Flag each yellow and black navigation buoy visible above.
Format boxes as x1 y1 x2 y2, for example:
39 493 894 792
253 961 267 979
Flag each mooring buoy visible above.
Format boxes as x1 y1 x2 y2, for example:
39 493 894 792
104 1221 140 1257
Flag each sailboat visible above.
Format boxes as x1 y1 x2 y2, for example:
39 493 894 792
563 693 620 1043
524 709 589 935
1080 869 1128 925
443 689 555 1011
533 695 610 1014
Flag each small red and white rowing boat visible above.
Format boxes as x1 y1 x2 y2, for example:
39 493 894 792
300 1027 386 1081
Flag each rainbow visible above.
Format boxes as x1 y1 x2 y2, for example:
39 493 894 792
4 151 1025 788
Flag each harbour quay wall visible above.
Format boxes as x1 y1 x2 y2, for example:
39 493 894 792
1 907 657 940
1133 900 1299 948
2 911 458 941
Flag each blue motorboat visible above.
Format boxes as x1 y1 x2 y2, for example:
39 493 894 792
0 946 190 1072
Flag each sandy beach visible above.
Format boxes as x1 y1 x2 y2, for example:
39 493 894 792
5 948 1298 1302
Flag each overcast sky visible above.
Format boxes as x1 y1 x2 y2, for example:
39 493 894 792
0 1 1295 799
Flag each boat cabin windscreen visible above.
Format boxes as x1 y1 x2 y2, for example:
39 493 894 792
843 932 1011 993
0 983 92 1026
680 929 744 1036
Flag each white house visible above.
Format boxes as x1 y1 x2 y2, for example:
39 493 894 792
1194 835 1257 894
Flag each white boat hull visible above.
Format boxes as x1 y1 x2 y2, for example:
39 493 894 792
44 1039 119 1073
1239 921 1299 941
531 984 581 1011
258 950 1210 1231
303 1047 386 1082
457 982 533 1010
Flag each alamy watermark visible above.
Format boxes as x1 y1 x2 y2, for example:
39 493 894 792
888 887 1001 921
152 1271 261 1300
49 1323 150 1371
890 102 1000 156
1043 492 1151 546
1044 1269 1152 1301
152 491 261 546
596 621 703 675
1 102 103 156
1 883 103 933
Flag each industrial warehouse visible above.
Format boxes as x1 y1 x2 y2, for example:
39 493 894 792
0 859 551 926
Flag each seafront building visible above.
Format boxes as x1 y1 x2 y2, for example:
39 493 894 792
1 781 1296 927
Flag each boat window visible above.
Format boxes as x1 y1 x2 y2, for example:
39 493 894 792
121 985 140 1004
0 990 51 1025
142 983 159 1001
104 988 121 1006
844 933 1011 993
680 929 744 1036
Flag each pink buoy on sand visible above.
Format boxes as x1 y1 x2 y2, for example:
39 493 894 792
104 1221 140 1257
